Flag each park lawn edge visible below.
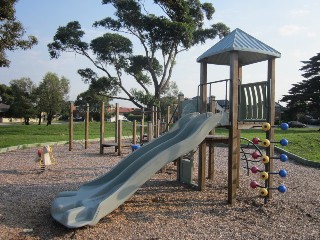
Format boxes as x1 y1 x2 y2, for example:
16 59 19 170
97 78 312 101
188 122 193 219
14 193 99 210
1 137 319 169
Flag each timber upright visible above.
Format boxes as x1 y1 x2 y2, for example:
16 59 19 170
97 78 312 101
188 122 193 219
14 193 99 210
196 28 282 204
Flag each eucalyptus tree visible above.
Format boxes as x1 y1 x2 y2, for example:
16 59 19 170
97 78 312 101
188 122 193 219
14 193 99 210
0 0 38 67
48 0 229 108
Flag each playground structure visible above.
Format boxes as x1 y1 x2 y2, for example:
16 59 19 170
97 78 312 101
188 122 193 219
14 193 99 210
68 102 90 151
68 101 173 155
194 28 285 203
99 102 172 155
51 28 289 228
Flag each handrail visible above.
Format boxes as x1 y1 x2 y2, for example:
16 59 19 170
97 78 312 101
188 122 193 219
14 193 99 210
197 78 231 112
165 104 179 132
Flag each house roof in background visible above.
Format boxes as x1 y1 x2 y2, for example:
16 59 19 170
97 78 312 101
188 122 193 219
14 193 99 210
119 107 136 114
0 103 10 113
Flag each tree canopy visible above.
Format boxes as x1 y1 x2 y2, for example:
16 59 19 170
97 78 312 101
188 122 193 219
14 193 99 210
0 0 38 67
5 77 37 124
48 0 229 108
0 73 70 125
281 53 320 119
37 72 70 125
74 88 111 121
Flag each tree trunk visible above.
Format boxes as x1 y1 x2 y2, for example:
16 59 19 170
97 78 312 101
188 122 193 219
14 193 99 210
47 113 53 126
38 112 42 125
24 117 30 125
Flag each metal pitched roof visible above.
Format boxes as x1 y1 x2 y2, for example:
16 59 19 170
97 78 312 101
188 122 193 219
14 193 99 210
197 28 281 66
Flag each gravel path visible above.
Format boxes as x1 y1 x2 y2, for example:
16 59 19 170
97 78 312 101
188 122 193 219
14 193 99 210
0 142 319 239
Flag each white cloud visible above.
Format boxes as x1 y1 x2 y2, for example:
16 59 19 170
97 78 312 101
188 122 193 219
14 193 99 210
290 9 309 17
307 31 317 38
279 25 303 36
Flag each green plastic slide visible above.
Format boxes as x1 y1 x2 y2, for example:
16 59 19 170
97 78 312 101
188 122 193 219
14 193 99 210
51 112 226 228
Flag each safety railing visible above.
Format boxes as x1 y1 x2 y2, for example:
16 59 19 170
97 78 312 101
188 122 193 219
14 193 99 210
238 81 269 122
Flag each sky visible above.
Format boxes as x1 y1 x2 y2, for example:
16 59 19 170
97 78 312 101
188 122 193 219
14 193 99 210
1 0 319 107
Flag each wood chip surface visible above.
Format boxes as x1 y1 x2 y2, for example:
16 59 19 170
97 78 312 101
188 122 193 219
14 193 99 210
0 142 319 239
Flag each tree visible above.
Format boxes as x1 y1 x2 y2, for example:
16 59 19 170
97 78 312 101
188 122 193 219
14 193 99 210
48 0 229 109
37 72 70 125
7 77 37 125
0 0 38 67
281 53 320 120
159 80 180 114
0 83 14 105
74 88 110 121
0 83 13 118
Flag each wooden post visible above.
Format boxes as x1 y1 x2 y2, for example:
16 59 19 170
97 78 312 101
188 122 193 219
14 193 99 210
176 95 184 181
236 66 242 187
228 51 239 204
85 103 89 149
118 120 122 156
161 118 166 134
266 58 276 200
151 106 155 138
147 121 153 141
99 101 105 154
198 62 207 191
166 105 170 131
158 109 162 134
155 106 158 138
208 96 215 180
69 102 74 151
156 119 160 138
115 103 119 152
133 120 137 144
178 94 184 118
140 108 145 144
154 106 157 138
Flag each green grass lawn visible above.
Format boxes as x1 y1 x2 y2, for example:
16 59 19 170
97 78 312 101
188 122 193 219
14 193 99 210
0 121 116 148
0 122 319 163
215 127 320 163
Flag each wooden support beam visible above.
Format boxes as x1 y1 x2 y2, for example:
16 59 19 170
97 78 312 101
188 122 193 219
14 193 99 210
208 96 216 180
85 103 89 149
198 62 207 191
156 119 160 138
199 63 208 114
115 103 119 152
178 94 184 118
198 140 206 190
140 108 145 144
118 120 122 156
133 120 137 144
147 121 153 142
99 102 105 154
151 106 155 138
228 51 239 204
69 102 74 151
266 58 276 200
166 105 170 131
155 106 158 138
208 142 215 180
236 66 242 187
